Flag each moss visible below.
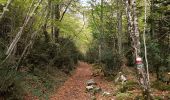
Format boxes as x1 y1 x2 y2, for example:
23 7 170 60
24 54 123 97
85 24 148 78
126 81 139 91
118 81 139 93
115 93 133 100
154 96 164 100
134 95 144 100
152 81 170 91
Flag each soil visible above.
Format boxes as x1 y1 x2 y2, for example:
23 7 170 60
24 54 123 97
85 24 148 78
50 62 115 100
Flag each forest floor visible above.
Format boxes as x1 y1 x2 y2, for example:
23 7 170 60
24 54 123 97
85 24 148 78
49 62 170 100
50 62 115 100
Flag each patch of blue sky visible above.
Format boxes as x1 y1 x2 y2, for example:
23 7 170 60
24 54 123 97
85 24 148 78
80 0 90 6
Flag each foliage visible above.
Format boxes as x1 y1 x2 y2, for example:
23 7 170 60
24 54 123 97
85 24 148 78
124 81 139 91
0 0 169 99
0 0 86 99
152 81 170 91
85 0 127 76
26 37 81 71
115 92 133 100
143 0 170 80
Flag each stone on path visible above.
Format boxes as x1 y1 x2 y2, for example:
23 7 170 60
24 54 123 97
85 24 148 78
102 91 111 96
86 85 94 91
94 87 102 92
91 96 96 100
86 79 102 96
86 79 97 86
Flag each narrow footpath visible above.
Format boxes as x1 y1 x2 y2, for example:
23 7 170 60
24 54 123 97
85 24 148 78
50 62 115 100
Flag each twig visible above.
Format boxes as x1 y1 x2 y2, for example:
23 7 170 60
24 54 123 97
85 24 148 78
0 0 13 21
60 0 73 22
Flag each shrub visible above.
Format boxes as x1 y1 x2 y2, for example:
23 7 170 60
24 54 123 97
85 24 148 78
26 37 82 74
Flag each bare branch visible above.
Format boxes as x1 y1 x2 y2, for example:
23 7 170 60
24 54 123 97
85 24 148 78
59 0 73 22
5 0 43 59
0 0 13 21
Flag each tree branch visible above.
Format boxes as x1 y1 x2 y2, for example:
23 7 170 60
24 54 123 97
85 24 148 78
0 0 13 21
59 0 73 22
5 0 43 59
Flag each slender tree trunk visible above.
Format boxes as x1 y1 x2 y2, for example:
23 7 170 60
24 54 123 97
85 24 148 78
54 4 60 40
98 44 101 63
50 3 55 42
117 0 123 56
17 6 49 70
150 0 155 38
125 0 151 99
0 0 13 21
50 1 60 42
5 0 42 59
143 0 150 89
60 0 73 22
99 0 104 63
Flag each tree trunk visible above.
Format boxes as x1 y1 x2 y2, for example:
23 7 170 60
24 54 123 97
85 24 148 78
50 3 55 42
54 4 60 40
125 0 151 99
150 0 155 38
5 0 42 58
99 0 104 63
50 2 60 42
117 0 123 56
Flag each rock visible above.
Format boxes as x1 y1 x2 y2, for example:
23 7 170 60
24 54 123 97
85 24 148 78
86 85 94 91
102 91 111 96
94 87 102 93
114 72 127 85
91 96 96 100
86 79 97 86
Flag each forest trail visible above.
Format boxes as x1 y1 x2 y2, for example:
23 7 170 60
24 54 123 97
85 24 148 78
50 62 115 100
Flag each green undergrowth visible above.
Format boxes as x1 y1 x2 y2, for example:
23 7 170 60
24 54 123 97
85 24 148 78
117 81 139 93
0 66 68 100
0 36 81 99
115 92 133 100
151 81 170 91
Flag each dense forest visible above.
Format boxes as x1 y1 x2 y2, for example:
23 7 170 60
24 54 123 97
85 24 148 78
0 0 169 100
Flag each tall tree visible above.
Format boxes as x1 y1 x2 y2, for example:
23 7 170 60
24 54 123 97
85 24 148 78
125 0 151 99
117 0 123 56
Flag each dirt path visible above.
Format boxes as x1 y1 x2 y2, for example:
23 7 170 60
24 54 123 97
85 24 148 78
50 62 115 100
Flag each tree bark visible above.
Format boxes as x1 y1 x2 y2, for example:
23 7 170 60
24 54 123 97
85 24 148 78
54 4 60 40
99 0 104 63
117 0 123 56
5 0 42 58
125 0 151 99
50 1 60 42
